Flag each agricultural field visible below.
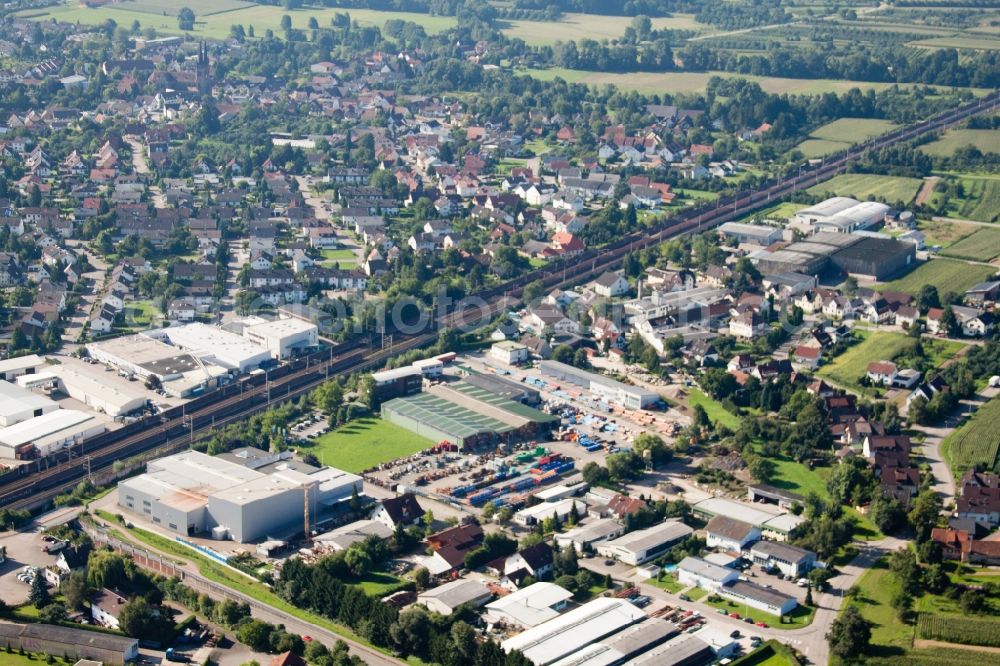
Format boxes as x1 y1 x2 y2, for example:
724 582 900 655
500 12 706 46
298 417 434 473
941 396 1000 474
939 227 1000 262
795 118 899 158
817 331 964 393
16 1 457 40
807 173 924 206
917 219 976 249
516 67 954 97
920 129 1000 157
880 258 996 296
917 614 1000 648
943 175 1000 224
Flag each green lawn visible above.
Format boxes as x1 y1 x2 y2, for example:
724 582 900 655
844 558 914 648
122 299 158 328
939 227 1000 262
16 1 457 40
356 572 408 597
321 248 358 267
0 654 77 666
807 173 924 206
688 388 741 431
879 258 996 296
686 586 709 601
810 118 901 143
796 138 852 159
919 129 1000 158
941 395 1000 475
818 331 964 394
729 640 802 666
298 417 434 473
751 201 803 222
649 574 685 594
574 582 610 602
702 595 815 629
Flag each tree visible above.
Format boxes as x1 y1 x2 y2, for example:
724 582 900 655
917 284 940 313
940 306 960 337
827 606 872 662
237 619 274 652
908 489 942 542
61 570 88 611
280 15 292 31
118 597 162 639
39 603 67 624
390 606 431 658
691 404 710 430
960 587 986 613
868 493 905 533
29 574 50 609
413 566 430 590
177 7 195 31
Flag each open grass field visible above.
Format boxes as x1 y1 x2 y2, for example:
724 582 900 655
910 36 1000 50
811 118 901 143
846 558 914 650
687 387 741 431
17 1 456 40
807 173 923 206
920 130 1000 157
818 330 964 393
941 396 1000 474
749 201 803 222
518 67 990 97
939 227 1000 262
879 258 996 296
795 119 900 158
917 219 976 249
299 417 433 473
501 12 705 46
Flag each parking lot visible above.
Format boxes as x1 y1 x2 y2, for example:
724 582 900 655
0 525 61 606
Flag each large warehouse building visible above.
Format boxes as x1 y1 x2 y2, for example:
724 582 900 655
43 364 148 417
0 409 105 458
0 380 59 426
235 316 319 359
146 323 272 373
117 450 362 542
792 197 890 234
751 232 915 280
539 361 660 409
382 381 557 450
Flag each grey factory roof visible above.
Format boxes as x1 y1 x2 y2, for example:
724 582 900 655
723 580 796 608
750 540 814 563
677 556 737 583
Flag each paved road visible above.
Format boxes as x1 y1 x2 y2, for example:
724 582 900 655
125 136 166 208
911 386 999 510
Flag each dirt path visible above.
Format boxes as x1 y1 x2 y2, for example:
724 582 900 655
916 176 939 206
913 639 1000 654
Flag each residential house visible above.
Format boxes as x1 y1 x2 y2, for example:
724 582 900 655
371 493 426 530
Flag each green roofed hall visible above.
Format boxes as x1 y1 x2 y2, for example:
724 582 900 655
381 382 556 451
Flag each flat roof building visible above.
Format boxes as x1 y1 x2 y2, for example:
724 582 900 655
0 622 138 665
314 519 393 551
539 361 660 410
485 582 574 628
623 632 714 666
240 316 318 359
718 222 783 246
0 353 45 381
749 540 817 577
146 323 271 372
550 619 680 666
46 363 148 417
501 597 647 666
676 556 740 592
596 520 694 566
0 379 59 427
718 580 798 617
554 518 625 553
118 451 359 543
0 409 104 458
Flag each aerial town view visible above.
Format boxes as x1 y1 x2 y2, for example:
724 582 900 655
0 1 999 665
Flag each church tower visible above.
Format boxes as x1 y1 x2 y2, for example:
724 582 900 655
196 42 212 97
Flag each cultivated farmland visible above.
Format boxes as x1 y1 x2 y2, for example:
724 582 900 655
953 176 1000 224
880 258 996 296
16 1 457 40
807 173 924 206
943 396 1000 474
795 118 900 158
501 13 706 46
939 228 1000 262
920 129 1000 157
917 614 1000 648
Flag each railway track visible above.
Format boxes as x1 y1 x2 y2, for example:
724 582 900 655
2 91 996 511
